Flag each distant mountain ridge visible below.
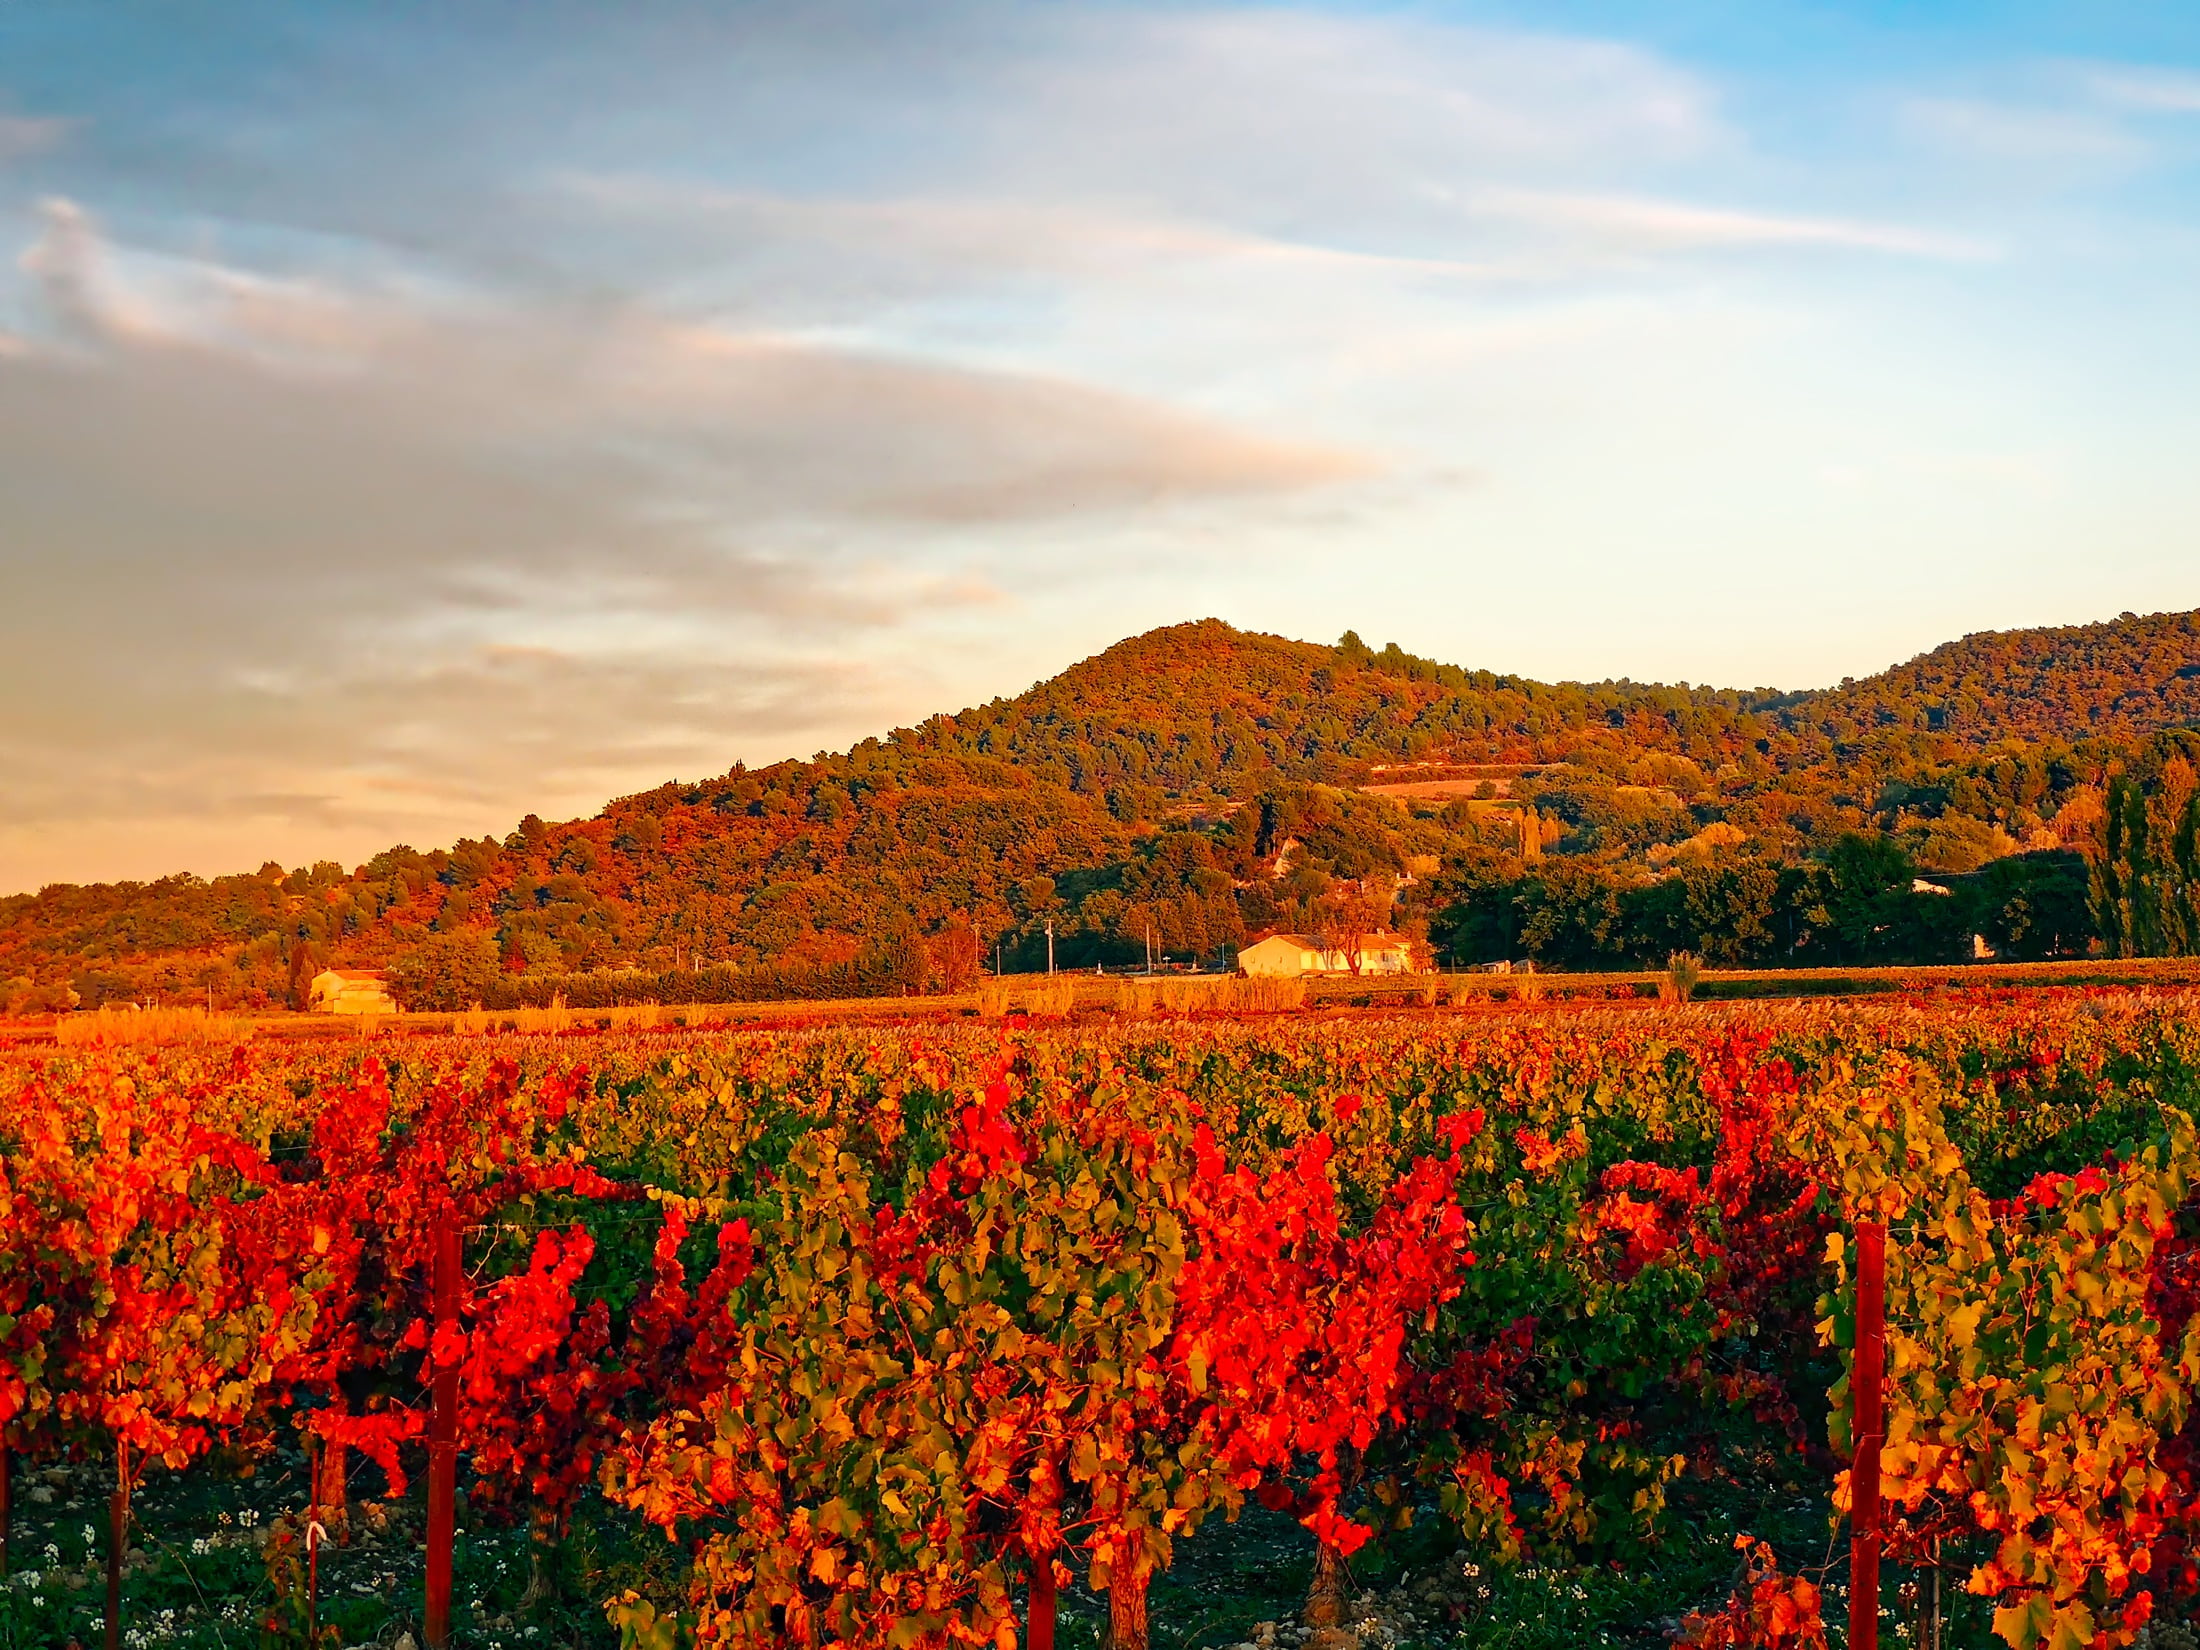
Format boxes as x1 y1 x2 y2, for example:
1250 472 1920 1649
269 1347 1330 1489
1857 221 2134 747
3 607 2197 1008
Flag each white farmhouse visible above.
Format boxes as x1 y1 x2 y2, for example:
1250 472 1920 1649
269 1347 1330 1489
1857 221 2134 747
1236 932 1415 978
308 968 398 1015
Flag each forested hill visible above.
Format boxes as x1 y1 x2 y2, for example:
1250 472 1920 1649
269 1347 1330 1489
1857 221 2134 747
891 608 2200 793
1789 609 2200 746
4 607 2199 1011
888 619 1778 801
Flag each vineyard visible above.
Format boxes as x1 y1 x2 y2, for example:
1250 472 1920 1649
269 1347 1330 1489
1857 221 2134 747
5 992 2200 1650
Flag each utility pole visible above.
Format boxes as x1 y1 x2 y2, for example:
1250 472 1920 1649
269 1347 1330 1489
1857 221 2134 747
1145 923 1154 975
1046 919 1055 976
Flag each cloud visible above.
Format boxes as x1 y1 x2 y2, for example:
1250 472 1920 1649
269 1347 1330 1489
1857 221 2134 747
544 176 1336 321
995 9 1724 229
11 198 1367 526
639 325 1372 522
0 7 1727 307
1460 188 1993 261
18 197 117 335
2082 65 2200 115
1 200 1370 647
1905 97 2146 165
551 173 1253 277
0 114 66 164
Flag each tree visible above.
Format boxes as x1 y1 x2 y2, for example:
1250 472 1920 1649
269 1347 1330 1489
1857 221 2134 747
385 929 504 1012
926 920 984 991
1515 861 1623 971
857 917 932 993
1809 834 1924 965
1679 860 1782 967
2090 750 2200 956
1965 851 2095 960
1429 849 1526 966
286 937 322 1011
1319 878 1394 974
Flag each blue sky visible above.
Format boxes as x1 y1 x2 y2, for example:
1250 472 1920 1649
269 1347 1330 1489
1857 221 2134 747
3 2 2198 890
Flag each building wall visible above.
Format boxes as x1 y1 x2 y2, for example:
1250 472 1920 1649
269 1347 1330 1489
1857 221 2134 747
322 986 396 1016
309 972 397 1014
1239 938 1416 978
1239 938 1316 977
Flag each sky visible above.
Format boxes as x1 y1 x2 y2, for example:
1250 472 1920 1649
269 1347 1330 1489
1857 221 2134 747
4 2 2199 893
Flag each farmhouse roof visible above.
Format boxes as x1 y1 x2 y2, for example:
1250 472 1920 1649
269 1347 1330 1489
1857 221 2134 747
1248 931 1412 950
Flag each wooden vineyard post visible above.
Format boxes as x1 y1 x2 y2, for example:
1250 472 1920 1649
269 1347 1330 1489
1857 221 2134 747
1851 1220 1886 1650
306 1516 325 1649
1 1440 10 1576
1027 1550 1056 1650
106 1438 129 1650
425 1218 460 1649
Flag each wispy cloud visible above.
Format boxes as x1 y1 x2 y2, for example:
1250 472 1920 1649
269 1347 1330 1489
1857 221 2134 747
502 10 1739 299
2082 65 2200 114
12 197 1370 527
1010 10 1727 195
1461 187 1994 261
1905 96 2148 165
0 113 67 164
557 168 1975 309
